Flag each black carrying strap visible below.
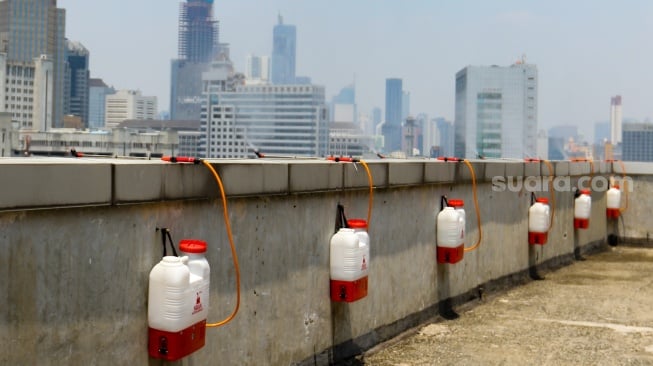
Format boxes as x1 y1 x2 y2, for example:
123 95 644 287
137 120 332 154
440 195 449 212
335 203 349 233
531 192 537 206
159 228 179 257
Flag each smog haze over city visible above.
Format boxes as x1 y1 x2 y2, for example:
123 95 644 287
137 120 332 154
60 0 653 142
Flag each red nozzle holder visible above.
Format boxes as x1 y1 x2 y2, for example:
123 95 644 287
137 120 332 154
436 156 460 162
162 156 200 164
327 156 356 163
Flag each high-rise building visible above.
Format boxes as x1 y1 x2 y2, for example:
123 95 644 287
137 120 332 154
88 78 115 129
594 121 610 145
610 95 622 145
372 107 382 129
271 14 296 85
245 54 270 84
202 79 328 158
105 90 157 128
402 91 410 121
622 122 653 162
178 0 218 63
382 78 403 152
423 117 453 158
0 0 66 129
454 62 538 159
64 40 89 127
331 84 356 123
170 0 220 120
0 53 54 131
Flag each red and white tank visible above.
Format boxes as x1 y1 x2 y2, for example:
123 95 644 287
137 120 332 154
437 204 465 264
528 198 550 245
148 239 209 361
574 189 592 229
606 185 621 219
330 227 369 302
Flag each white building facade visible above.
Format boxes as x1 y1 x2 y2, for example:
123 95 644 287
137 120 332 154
610 95 622 145
105 90 157 128
201 84 329 158
0 53 54 131
454 62 538 159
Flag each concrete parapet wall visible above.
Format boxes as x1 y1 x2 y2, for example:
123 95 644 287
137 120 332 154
0 158 648 365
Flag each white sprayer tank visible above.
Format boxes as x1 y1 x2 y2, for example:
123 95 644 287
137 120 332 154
330 227 369 302
528 197 550 245
437 206 464 264
574 189 592 229
148 239 209 361
607 186 621 219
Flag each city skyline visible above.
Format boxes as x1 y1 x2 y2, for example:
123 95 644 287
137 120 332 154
59 0 653 141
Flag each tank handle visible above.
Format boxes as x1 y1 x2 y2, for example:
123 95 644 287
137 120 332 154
157 228 179 258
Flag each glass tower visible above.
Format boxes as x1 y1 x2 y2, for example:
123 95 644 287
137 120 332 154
383 78 403 152
271 14 296 85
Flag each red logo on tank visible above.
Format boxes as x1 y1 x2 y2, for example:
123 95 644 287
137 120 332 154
192 292 203 314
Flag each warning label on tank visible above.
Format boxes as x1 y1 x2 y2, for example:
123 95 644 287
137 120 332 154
192 292 204 314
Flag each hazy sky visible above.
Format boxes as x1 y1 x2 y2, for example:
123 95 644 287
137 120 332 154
59 0 653 141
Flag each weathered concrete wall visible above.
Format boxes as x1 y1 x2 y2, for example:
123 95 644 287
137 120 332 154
0 158 646 365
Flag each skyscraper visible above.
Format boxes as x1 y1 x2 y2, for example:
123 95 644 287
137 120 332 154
88 78 115 129
454 62 538 159
622 122 653 162
245 54 270 84
610 95 622 145
0 0 66 129
170 0 220 120
178 0 218 63
64 40 89 126
382 78 403 152
271 14 296 85
331 84 356 123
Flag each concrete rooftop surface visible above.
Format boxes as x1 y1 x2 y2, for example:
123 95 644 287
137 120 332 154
354 245 653 366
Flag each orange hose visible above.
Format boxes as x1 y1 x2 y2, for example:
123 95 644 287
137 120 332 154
543 160 556 229
617 160 629 213
358 160 374 230
463 159 482 252
202 160 241 328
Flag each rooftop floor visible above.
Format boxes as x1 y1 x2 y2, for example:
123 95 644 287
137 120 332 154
353 245 653 365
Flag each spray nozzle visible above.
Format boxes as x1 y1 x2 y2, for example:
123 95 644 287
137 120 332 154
161 156 202 164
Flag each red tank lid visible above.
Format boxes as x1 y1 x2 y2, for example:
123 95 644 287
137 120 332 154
347 219 368 229
536 197 549 204
179 239 207 253
580 189 591 195
448 199 464 207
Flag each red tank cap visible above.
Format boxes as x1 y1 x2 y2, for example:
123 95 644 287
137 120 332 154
580 189 591 195
536 197 549 204
347 219 368 229
612 184 620 189
179 239 207 253
448 199 464 207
